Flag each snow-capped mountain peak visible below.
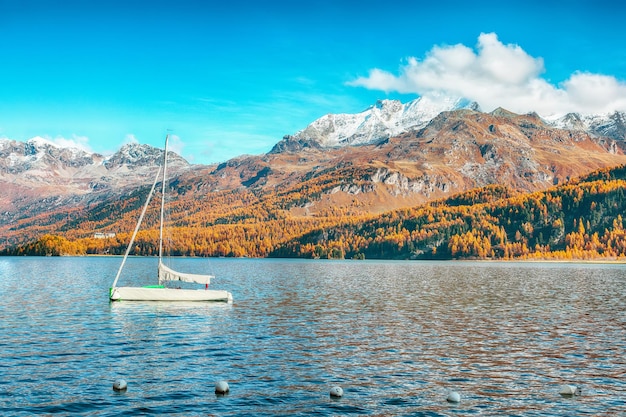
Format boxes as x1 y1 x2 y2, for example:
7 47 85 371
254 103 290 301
23 136 95 162
104 143 157 167
26 136 58 149
287 95 480 149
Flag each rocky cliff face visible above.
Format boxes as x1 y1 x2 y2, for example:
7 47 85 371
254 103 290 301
382 108 623 193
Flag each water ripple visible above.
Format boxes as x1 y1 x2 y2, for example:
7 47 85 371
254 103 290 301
1 258 625 415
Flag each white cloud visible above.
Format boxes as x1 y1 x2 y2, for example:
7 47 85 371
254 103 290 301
563 72 626 114
123 134 139 145
167 134 184 156
51 134 92 153
348 32 626 116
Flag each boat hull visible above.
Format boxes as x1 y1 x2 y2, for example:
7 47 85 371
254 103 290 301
110 286 233 302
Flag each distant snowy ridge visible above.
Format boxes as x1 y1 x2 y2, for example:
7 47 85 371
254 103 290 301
545 111 626 142
289 96 481 148
0 138 187 171
273 95 626 153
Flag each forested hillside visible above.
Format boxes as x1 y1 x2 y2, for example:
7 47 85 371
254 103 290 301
273 171 626 260
5 164 626 260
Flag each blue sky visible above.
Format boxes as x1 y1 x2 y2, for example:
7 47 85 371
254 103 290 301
2 0 625 164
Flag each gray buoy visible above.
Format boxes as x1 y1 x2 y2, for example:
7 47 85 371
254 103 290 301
215 380 230 395
447 391 461 403
112 379 127 392
559 384 581 396
330 386 343 398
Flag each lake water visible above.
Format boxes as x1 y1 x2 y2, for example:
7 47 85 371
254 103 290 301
0 257 625 416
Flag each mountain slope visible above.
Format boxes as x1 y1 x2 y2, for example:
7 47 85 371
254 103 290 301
2 101 626 252
270 164 626 260
9 164 626 260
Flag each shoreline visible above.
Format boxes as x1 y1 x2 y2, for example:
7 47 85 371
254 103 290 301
2 253 626 264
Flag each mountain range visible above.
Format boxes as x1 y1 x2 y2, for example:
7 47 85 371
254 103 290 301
272 96 626 152
2 96 626 250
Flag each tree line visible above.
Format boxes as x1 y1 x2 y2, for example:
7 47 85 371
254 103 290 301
4 164 626 261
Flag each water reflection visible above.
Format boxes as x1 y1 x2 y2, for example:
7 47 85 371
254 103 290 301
1 258 625 415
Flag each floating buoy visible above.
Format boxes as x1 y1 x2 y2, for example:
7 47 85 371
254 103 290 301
112 379 127 392
447 391 461 403
330 386 344 398
215 380 230 395
559 384 581 396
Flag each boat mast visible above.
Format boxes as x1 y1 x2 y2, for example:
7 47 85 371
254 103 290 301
111 164 162 289
158 134 169 262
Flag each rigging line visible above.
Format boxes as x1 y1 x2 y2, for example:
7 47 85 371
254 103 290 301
111 164 163 289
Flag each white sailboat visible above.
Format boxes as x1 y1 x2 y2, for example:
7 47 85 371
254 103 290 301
109 135 233 303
